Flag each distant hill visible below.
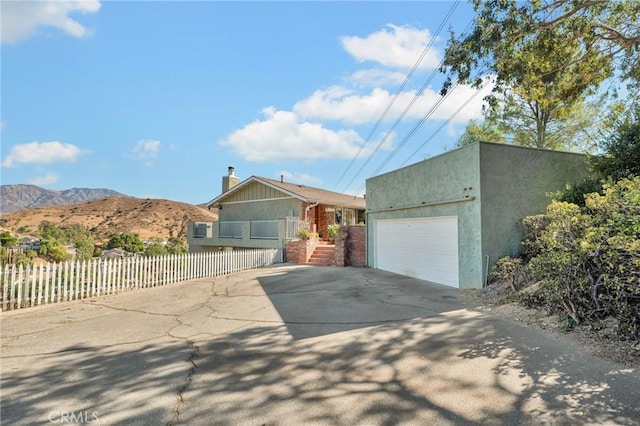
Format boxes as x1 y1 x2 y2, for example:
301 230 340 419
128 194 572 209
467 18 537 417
0 196 219 241
0 185 126 213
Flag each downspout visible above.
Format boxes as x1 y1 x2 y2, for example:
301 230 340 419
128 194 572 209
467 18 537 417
305 202 319 222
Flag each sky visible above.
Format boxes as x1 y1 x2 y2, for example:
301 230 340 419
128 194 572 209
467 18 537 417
1 0 493 204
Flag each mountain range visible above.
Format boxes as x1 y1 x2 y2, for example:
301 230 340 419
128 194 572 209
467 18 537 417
0 185 126 213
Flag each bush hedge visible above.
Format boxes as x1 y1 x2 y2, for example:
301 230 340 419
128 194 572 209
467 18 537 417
522 177 640 340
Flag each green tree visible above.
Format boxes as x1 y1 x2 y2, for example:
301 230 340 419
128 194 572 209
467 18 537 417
0 232 18 248
106 233 124 249
38 236 71 262
457 118 505 146
145 243 168 257
443 0 639 149
166 237 187 254
108 232 144 253
592 103 640 180
74 236 95 261
38 221 67 243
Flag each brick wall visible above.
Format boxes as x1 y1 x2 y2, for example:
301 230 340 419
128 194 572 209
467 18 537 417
334 230 348 267
346 226 366 267
285 237 318 264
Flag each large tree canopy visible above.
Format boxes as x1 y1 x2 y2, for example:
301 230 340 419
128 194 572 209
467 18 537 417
444 0 640 91
443 0 640 149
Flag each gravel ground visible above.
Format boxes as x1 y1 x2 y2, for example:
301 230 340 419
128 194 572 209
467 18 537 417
462 282 640 369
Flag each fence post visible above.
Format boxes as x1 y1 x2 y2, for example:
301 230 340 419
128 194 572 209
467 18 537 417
2 264 9 311
28 264 36 307
37 265 44 305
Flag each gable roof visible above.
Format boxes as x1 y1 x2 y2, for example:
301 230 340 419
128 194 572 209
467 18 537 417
207 176 365 209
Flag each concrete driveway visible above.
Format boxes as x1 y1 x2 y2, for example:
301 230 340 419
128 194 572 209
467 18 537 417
1 264 639 425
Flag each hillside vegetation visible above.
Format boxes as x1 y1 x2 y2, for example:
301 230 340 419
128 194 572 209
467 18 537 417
0 196 218 241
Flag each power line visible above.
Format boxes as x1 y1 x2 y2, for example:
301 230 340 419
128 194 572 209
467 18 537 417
351 81 463 194
332 0 461 191
399 87 483 167
340 66 451 193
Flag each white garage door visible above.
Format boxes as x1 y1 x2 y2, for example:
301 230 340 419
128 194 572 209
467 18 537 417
375 216 459 287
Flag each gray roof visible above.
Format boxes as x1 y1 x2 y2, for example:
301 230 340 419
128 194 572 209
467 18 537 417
207 176 365 210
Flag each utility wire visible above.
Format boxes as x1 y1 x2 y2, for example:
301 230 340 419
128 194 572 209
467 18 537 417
341 66 450 193
350 80 461 195
399 87 483 167
333 0 461 191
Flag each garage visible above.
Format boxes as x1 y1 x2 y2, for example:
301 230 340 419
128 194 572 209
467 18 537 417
374 216 459 287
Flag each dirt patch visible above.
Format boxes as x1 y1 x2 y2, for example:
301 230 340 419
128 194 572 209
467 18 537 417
463 283 640 369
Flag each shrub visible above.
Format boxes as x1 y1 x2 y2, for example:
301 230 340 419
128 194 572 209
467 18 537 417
521 214 550 259
527 177 640 340
490 256 530 292
327 224 341 241
551 178 603 207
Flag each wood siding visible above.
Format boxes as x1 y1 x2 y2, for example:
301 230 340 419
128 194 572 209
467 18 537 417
223 181 292 203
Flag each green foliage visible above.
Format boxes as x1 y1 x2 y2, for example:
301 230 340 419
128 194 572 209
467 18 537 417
0 232 18 248
520 214 550 260
166 237 187 254
74 236 95 261
15 252 36 268
442 0 639 150
327 224 341 241
38 221 67 243
551 178 604 207
16 226 30 234
38 236 71 262
591 104 640 181
145 243 168 257
0 247 7 266
107 232 144 253
526 178 640 340
490 256 530 292
457 118 505 146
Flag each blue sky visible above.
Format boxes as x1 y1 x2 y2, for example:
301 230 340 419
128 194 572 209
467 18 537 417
1 0 492 204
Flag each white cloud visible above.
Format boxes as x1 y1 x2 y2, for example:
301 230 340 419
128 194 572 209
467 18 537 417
1 141 83 167
130 139 161 167
27 172 59 186
340 24 441 69
277 171 322 185
219 107 389 162
293 83 493 125
1 0 101 44
344 68 407 88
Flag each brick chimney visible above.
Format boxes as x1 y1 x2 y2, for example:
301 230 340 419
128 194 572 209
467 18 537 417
222 166 240 193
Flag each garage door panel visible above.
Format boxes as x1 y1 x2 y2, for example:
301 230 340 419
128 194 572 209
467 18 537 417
375 216 459 287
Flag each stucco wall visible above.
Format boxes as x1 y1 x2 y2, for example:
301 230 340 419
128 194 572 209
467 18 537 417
479 143 589 270
366 144 483 288
219 198 302 221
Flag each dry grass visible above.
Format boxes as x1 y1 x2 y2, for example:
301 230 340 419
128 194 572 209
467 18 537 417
0 196 218 242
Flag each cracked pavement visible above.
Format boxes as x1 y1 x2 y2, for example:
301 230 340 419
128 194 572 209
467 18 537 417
1 264 639 425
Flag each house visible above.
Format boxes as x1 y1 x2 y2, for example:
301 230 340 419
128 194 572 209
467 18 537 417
365 141 589 289
187 167 366 253
17 236 40 251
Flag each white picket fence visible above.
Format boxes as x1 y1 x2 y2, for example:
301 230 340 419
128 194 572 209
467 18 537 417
0 249 283 312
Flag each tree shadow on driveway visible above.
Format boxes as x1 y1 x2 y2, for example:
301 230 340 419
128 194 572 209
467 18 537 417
177 266 640 425
2 266 639 425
